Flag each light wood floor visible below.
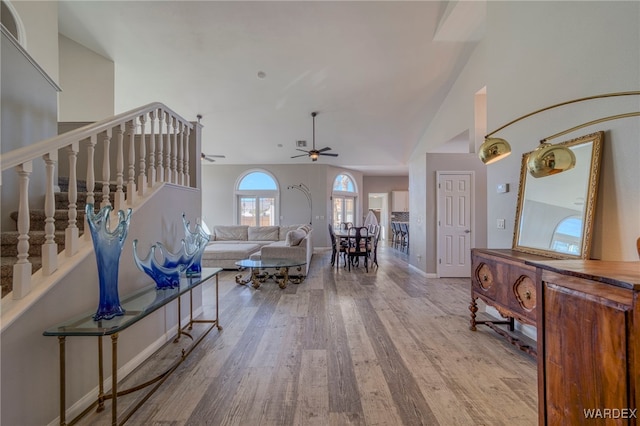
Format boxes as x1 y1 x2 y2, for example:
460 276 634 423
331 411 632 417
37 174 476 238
79 243 538 426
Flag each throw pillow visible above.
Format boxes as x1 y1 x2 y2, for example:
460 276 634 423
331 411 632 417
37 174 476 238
248 226 279 241
286 229 306 246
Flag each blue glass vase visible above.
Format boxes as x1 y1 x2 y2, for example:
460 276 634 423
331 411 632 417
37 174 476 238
182 213 211 277
86 204 132 321
133 239 197 289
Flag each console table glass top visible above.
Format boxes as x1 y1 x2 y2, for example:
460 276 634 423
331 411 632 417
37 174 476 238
43 267 222 337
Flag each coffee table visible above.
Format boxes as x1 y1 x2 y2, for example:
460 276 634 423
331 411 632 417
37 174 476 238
235 258 306 289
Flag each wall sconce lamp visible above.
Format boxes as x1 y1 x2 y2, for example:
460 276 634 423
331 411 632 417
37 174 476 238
287 183 312 225
479 91 640 177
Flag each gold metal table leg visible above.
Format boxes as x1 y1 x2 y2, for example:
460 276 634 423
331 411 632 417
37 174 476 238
97 337 105 412
216 274 221 330
189 288 194 330
111 333 118 426
278 267 289 289
59 336 66 426
175 293 183 343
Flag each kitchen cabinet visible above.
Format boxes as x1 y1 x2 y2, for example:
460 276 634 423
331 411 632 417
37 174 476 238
391 190 409 212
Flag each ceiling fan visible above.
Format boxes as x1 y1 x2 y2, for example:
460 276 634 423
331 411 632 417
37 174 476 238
291 112 339 162
201 153 226 162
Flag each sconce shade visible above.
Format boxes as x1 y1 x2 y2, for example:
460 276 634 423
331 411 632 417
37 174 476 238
526 142 576 178
479 137 512 164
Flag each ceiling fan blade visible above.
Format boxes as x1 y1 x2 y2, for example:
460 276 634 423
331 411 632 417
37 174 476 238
201 153 225 162
317 147 332 153
296 148 310 153
319 152 339 157
291 154 308 158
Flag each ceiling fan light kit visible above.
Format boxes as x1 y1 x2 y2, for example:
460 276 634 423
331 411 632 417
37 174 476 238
291 112 339 162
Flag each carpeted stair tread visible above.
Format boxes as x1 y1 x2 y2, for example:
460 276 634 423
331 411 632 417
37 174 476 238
9 209 86 231
1 231 67 257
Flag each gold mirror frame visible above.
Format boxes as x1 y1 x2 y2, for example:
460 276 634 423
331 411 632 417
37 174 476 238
512 131 603 259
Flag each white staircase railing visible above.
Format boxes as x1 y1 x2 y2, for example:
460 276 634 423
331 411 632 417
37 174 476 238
0 102 198 300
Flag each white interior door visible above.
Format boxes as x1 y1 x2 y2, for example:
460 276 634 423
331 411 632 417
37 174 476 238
437 172 473 277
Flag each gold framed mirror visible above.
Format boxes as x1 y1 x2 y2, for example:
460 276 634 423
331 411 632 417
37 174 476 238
513 131 603 259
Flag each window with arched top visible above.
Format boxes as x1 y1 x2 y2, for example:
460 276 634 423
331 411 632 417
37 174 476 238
1 1 25 44
235 170 279 226
332 173 358 229
550 215 582 255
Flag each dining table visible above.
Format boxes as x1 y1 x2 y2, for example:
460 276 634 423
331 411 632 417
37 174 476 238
333 228 375 269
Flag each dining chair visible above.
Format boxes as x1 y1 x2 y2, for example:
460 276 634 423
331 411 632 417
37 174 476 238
328 223 337 266
347 226 370 272
328 223 348 269
369 225 380 267
390 222 399 248
399 222 409 252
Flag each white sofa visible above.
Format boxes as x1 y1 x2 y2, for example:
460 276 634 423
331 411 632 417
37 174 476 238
202 224 313 274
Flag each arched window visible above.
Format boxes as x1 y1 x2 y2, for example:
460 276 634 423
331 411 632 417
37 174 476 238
332 173 357 229
235 170 279 226
550 215 582 255
1 1 26 45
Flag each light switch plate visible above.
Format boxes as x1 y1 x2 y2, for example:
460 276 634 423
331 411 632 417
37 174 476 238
497 183 509 193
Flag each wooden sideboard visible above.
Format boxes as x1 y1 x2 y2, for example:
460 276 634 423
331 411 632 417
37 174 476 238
471 249 640 424
530 260 640 426
470 248 551 356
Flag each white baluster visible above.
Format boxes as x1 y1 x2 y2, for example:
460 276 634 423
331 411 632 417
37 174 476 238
114 125 125 211
184 125 191 187
85 135 97 241
101 130 112 209
171 117 178 184
126 120 137 205
42 152 58 276
13 161 32 299
65 142 80 256
164 112 171 182
157 109 165 183
138 114 147 196
148 110 156 187
177 121 184 185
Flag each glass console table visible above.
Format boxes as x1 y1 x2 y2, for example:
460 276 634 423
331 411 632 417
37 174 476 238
235 258 306 289
43 267 222 426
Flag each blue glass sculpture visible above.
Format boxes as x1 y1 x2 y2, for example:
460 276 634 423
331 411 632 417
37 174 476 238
133 239 198 289
182 213 211 277
85 203 132 321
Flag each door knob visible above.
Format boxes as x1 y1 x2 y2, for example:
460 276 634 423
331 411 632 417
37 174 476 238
464 229 471 234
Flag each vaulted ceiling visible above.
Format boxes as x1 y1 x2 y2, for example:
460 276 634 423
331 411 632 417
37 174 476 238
58 1 484 175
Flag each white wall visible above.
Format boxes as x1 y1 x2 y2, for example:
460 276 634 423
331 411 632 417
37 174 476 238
0 185 202 426
409 37 487 273
484 1 640 260
58 34 115 121
362 175 409 212
409 1 640 272
1 29 59 229
10 0 59 84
